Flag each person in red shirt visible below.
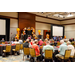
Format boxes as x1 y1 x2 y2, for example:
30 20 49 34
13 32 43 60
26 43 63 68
32 40 41 61
38 39 43 46
43 39 48 45
30 39 34 45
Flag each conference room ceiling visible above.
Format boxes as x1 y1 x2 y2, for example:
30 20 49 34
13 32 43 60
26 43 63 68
30 12 75 20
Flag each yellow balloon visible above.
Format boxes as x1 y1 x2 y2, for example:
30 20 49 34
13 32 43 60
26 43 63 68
38 30 41 33
16 28 20 31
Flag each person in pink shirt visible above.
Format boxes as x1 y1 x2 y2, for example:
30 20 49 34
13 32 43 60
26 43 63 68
27 35 31 40
38 39 43 46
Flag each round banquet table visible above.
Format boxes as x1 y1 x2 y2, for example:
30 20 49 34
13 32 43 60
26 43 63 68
39 46 59 56
0 44 16 56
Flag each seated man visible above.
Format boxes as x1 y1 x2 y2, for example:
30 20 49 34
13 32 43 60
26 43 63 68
67 41 75 62
1 38 5 42
23 39 30 59
64 39 68 45
53 36 56 41
67 41 75 56
55 40 68 60
19 38 23 44
60 36 62 40
43 41 54 62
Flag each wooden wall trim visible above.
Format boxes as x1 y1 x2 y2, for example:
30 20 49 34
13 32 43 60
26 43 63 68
60 18 75 21
0 15 18 19
36 21 60 25
62 23 75 25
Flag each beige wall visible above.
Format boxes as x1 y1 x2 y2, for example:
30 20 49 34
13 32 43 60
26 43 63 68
10 19 18 39
61 19 75 25
64 25 75 39
60 19 75 39
35 22 51 39
36 16 60 25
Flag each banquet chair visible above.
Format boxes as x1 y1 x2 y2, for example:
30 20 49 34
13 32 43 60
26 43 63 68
57 50 71 62
12 44 20 55
29 48 40 62
3 45 11 57
42 43 45 46
40 46 43 50
23 40 25 43
0 41 2 44
20 44 23 53
23 48 30 61
57 42 60 46
69 53 75 62
45 50 53 62
2 42 5 44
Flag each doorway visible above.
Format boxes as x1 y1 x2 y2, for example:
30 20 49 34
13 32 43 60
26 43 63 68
43 30 51 39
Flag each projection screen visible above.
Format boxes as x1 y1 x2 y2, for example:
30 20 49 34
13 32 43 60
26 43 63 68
53 26 63 36
0 19 6 35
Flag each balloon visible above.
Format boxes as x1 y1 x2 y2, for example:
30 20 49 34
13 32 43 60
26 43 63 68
16 28 20 39
38 30 41 35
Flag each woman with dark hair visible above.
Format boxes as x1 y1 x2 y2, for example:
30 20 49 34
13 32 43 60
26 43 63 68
27 35 31 40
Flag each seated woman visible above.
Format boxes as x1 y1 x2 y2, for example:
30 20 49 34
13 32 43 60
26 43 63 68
27 35 31 40
31 40 41 61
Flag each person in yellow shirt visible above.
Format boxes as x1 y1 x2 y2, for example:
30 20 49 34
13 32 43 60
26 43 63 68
64 35 66 39
46 34 49 39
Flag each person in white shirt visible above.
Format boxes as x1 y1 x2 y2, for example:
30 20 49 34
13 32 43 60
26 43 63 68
67 41 75 56
19 38 23 44
12 39 20 44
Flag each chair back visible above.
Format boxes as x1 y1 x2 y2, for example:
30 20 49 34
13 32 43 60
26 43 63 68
6 45 11 52
20 44 23 49
0 41 2 44
23 48 30 55
23 41 26 43
57 42 60 46
30 48 36 57
64 50 71 59
42 43 45 46
15 44 20 51
45 50 53 59
2 42 5 44
40 46 43 50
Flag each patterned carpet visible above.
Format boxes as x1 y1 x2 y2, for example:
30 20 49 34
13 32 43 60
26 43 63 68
0 51 30 62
